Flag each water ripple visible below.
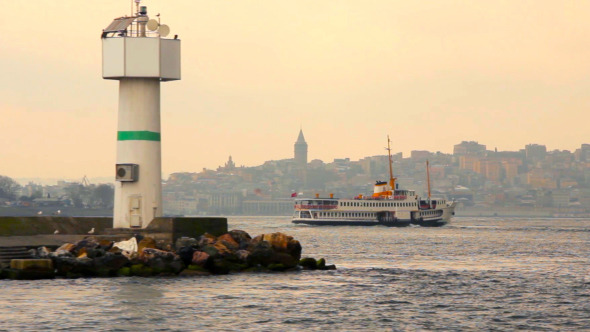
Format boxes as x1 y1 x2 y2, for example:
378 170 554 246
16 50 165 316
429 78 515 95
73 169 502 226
1 217 589 331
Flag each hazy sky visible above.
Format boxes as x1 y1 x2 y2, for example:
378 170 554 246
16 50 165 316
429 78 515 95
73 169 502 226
1 1 589 179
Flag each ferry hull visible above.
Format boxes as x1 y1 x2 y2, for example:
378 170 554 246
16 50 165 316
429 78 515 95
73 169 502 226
292 219 412 227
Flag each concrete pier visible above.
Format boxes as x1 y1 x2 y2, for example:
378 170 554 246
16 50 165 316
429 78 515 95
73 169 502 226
0 216 227 248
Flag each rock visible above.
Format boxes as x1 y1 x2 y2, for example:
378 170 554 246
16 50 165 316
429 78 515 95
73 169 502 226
37 247 51 258
252 232 302 261
286 239 302 261
108 246 123 254
56 243 76 253
247 241 274 267
213 241 233 257
177 246 195 265
197 233 216 248
179 265 211 276
117 266 131 276
200 244 219 258
299 257 317 269
210 258 243 274
217 234 239 251
52 256 95 278
228 230 252 249
235 249 250 263
175 237 198 251
321 264 337 270
200 241 232 259
93 252 130 277
140 248 184 274
85 248 106 259
98 240 114 251
138 237 157 254
77 248 88 258
74 237 100 254
268 263 290 271
121 250 138 262
191 251 211 267
130 264 153 277
317 258 326 269
270 252 298 268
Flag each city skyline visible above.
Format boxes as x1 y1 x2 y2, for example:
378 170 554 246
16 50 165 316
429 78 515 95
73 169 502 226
9 138 588 186
2 1 590 178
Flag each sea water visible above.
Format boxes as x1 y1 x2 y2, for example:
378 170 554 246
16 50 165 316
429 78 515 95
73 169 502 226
1 217 589 331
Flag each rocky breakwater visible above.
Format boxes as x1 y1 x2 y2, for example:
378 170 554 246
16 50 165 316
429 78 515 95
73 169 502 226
0 230 335 279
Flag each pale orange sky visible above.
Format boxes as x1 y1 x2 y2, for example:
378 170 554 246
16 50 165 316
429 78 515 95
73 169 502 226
1 1 589 179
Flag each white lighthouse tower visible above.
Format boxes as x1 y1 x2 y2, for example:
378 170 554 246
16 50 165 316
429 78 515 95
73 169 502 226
102 2 180 228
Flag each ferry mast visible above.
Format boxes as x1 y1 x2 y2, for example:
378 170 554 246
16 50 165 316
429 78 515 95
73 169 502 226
387 135 397 191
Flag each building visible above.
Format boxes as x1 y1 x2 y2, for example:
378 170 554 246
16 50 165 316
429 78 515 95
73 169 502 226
525 144 547 162
453 141 486 156
293 129 308 185
294 129 308 167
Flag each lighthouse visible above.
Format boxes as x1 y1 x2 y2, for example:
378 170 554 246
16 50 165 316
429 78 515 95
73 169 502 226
101 3 180 228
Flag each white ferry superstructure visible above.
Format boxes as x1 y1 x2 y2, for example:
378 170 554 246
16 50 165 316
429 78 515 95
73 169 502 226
291 137 456 227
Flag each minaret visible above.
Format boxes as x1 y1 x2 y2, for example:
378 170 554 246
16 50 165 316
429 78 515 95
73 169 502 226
102 3 181 228
294 129 308 167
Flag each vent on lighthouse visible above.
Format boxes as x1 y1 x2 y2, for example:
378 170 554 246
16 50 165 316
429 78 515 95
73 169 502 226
116 164 139 182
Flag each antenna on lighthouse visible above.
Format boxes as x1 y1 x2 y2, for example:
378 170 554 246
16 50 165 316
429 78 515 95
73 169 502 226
146 17 172 38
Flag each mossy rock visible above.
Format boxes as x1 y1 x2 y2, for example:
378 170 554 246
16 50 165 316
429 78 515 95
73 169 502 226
268 263 289 271
178 268 211 277
242 266 270 273
0 269 5 279
130 264 153 277
95 267 116 278
211 259 244 274
4 268 55 280
317 258 326 269
118 267 131 277
187 264 209 272
299 257 317 269
65 272 83 279
320 264 337 270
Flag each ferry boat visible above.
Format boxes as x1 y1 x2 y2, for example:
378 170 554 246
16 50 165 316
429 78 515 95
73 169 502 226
292 137 456 227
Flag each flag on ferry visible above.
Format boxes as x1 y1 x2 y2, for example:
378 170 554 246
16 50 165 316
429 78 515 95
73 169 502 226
291 192 297 197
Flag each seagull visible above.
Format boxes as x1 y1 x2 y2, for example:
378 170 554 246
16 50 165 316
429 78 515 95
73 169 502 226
88 227 95 234
54 230 59 234
37 211 43 215
57 210 61 215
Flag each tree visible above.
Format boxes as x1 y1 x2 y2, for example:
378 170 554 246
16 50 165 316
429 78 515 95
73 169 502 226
0 175 21 200
64 183 88 208
91 184 114 208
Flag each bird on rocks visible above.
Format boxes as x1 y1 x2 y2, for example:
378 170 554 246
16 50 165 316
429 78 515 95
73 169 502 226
57 210 61 215
88 227 95 234
54 230 59 234
37 211 43 215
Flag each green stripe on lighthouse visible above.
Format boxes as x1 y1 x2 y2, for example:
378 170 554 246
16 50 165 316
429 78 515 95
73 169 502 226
117 131 161 141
